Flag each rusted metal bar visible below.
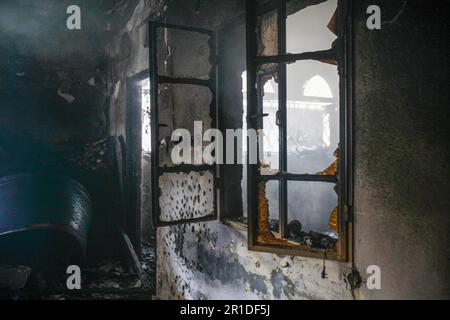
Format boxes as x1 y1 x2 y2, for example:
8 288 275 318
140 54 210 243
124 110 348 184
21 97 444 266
260 173 338 183
254 48 337 65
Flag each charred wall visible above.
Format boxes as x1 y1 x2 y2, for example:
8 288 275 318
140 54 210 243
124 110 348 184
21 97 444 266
153 0 352 300
0 0 126 262
113 0 450 300
106 0 166 247
353 0 450 299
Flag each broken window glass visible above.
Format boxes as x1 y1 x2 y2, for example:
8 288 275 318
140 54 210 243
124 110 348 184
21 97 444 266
157 28 212 80
265 180 280 232
242 71 279 218
286 0 338 54
257 64 280 174
287 181 338 249
257 9 278 56
256 180 289 245
286 60 339 174
245 0 347 260
159 171 214 223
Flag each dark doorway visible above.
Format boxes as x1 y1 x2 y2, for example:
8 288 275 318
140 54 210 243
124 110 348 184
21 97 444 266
125 71 155 293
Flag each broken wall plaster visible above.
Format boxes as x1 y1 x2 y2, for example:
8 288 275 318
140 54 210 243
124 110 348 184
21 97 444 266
157 222 352 300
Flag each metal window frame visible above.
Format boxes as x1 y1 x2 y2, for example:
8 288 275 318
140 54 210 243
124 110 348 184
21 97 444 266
149 21 220 228
246 0 352 261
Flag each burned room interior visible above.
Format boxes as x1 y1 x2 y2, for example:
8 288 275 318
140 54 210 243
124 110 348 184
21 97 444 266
0 0 449 301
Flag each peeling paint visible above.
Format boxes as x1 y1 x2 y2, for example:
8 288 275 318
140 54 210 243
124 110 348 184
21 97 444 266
157 222 353 300
271 269 295 299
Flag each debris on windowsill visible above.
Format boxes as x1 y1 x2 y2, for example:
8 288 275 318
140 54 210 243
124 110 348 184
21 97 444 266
287 220 338 250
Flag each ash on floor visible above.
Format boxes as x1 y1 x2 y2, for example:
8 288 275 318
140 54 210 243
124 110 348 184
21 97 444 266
1 243 156 300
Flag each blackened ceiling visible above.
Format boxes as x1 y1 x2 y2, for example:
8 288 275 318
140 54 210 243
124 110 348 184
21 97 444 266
0 0 140 66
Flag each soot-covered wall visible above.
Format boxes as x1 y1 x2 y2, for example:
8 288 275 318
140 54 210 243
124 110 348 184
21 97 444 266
0 1 125 261
153 0 352 300
353 0 450 299
115 0 450 300
106 0 166 247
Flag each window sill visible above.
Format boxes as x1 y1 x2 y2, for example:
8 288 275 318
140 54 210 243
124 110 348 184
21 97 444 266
220 218 349 262
221 218 248 232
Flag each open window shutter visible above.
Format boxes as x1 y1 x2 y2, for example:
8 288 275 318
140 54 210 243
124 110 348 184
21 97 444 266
149 22 219 227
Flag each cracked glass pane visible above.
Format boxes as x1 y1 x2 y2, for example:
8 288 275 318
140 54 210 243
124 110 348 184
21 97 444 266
287 181 338 249
287 0 338 54
265 180 280 231
257 65 279 174
256 180 284 244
